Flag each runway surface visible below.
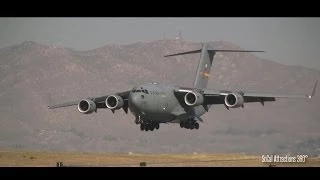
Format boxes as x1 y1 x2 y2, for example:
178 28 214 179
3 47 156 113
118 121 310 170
0 150 319 167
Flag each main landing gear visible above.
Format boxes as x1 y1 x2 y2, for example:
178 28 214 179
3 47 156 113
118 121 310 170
180 118 199 130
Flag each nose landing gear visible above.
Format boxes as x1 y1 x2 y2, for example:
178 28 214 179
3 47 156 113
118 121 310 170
136 117 160 131
140 122 160 131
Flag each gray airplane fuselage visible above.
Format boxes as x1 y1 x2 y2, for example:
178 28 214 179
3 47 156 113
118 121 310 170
128 83 207 123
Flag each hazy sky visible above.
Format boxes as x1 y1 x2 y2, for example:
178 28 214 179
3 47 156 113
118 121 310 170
0 17 319 70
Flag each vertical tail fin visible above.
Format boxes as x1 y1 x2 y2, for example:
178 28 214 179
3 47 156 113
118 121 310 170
164 42 265 89
193 43 215 89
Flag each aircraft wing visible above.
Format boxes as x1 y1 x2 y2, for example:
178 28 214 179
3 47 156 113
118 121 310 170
47 90 130 113
204 89 315 99
176 80 317 107
47 100 80 109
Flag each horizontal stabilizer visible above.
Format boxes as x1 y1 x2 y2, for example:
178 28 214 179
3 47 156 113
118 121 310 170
164 48 264 57
164 49 201 57
208 50 265 53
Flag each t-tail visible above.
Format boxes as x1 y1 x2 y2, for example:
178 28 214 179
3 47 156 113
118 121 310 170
164 42 265 89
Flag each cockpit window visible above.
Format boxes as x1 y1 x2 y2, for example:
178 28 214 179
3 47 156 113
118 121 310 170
132 89 149 94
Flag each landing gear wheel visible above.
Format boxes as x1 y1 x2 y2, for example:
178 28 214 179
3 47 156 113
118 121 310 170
180 122 184 128
156 123 160 130
140 124 145 131
195 123 199 129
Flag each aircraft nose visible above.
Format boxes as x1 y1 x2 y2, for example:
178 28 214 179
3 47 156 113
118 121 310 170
130 93 140 107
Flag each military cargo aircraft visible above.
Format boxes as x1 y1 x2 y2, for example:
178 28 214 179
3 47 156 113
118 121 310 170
48 42 317 131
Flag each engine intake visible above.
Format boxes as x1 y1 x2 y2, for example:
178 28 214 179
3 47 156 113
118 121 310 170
77 99 97 114
106 95 124 109
224 93 244 108
184 91 204 106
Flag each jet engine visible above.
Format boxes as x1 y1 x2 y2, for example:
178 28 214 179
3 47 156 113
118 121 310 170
224 92 244 108
184 91 204 106
77 99 97 114
105 95 124 109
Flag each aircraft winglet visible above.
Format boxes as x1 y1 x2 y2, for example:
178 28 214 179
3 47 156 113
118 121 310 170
308 80 318 98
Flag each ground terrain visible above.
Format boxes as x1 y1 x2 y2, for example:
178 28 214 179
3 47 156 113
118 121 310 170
1 149 319 167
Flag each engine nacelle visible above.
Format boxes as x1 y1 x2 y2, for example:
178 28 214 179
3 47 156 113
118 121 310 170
105 95 124 109
224 92 244 108
184 91 204 106
77 99 97 114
